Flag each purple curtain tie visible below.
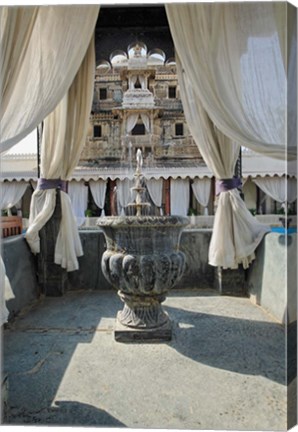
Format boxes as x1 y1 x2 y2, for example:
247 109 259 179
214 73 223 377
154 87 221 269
216 177 242 195
37 178 67 192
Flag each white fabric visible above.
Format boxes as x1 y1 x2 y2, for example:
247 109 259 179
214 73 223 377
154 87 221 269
30 181 37 190
139 75 146 90
90 179 107 216
145 178 163 211
0 181 28 210
140 113 150 132
166 3 295 161
176 57 270 269
26 188 57 254
0 257 10 326
129 74 138 90
192 178 211 215
0 6 99 153
288 8 297 149
68 181 88 226
170 178 189 217
26 36 95 271
126 113 139 133
116 179 133 215
253 176 297 204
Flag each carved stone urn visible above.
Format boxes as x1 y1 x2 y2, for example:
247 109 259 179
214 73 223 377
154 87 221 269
97 215 188 341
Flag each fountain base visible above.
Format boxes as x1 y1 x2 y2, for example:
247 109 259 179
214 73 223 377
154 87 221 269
114 292 172 342
114 312 172 342
97 213 188 343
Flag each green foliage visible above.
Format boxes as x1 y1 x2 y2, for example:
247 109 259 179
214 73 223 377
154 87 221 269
85 209 94 217
187 207 198 216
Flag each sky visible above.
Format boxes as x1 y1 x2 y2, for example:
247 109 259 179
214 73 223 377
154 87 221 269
5 130 38 155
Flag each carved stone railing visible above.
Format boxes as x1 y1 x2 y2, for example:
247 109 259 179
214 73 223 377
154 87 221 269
155 137 201 159
121 134 159 150
154 98 183 111
92 100 121 111
80 138 122 160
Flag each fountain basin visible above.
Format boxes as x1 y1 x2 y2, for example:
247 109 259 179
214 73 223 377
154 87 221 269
97 215 188 341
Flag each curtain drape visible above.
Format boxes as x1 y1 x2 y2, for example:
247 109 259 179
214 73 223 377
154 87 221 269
26 36 95 271
140 113 150 132
176 58 270 269
68 181 89 226
165 3 295 161
129 74 138 90
116 179 133 215
145 178 163 213
126 114 139 133
0 181 28 210
139 75 146 90
165 3 290 268
170 178 189 217
192 178 211 215
253 176 297 204
0 6 99 153
90 179 107 216
0 257 10 325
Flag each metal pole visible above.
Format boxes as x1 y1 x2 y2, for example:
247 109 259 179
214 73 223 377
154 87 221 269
235 147 244 201
37 122 43 178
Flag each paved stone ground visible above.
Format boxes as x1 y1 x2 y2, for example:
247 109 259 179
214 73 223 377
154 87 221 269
2 289 291 430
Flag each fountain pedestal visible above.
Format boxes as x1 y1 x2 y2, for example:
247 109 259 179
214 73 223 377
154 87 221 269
97 215 188 342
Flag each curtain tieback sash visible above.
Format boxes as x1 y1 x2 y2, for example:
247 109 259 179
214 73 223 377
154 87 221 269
37 178 67 192
216 177 242 195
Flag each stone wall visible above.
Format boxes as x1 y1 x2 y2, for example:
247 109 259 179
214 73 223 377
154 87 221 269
179 229 215 289
247 232 297 324
3 230 296 325
2 235 39 319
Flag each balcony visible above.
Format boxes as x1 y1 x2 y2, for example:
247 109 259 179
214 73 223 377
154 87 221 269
121 134 159 154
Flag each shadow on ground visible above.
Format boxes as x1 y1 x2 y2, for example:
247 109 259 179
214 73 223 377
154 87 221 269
4 401 125 426
164 305 286 385
3 291 123 427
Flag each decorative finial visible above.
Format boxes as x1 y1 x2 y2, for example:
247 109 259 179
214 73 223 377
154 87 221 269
134 43 142 57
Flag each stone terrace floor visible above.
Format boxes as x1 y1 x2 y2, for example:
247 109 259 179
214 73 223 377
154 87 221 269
2 289 295 430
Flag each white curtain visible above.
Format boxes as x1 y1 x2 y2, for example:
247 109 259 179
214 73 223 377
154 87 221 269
253 176 297 204
129 74 138 90
90 179 107 216
0 6 99 153
26 37 95 271
176 59 270 269
0 181 28 210
139 75 146 90
166 3 295 161
146 178 163 214
192 178 211 215
126 113 139 133
165 3 291 268
68 181 89 226
140 113 150 132
170 178 189 217
116 179 133 215
0 257 10 325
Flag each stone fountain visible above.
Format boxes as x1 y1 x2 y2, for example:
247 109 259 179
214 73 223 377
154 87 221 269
97 149 188 342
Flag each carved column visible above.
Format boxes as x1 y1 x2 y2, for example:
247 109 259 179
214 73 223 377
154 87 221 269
37 190 68 296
